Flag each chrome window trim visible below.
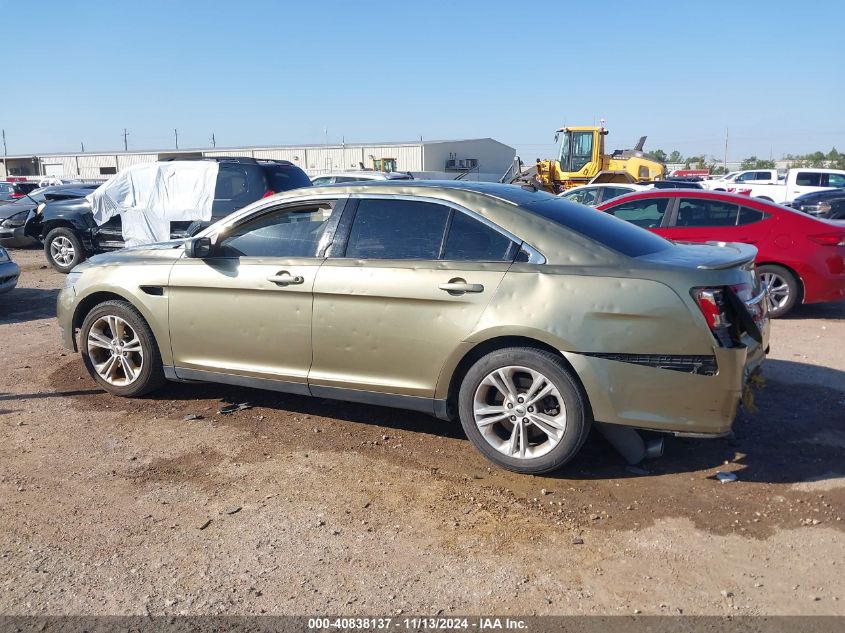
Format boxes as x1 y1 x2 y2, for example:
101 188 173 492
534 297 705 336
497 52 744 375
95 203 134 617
345 192 546 264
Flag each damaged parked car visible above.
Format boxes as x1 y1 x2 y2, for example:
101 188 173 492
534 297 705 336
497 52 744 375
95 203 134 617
25 157 312 272
58 182 769 473
0 184 100 248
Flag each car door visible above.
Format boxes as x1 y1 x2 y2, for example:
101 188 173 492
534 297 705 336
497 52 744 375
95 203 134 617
167 196 345 389
309 195 519 404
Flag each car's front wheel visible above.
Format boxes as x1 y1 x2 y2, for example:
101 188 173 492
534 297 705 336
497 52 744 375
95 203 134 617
79 300 165 397
757 264 800 318
458 347 591 474
44 227 86 273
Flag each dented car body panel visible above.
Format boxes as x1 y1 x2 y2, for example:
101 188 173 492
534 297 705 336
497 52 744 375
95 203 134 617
57 181 769 437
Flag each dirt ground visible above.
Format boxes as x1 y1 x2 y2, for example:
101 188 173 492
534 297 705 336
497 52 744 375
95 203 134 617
0 248 843 616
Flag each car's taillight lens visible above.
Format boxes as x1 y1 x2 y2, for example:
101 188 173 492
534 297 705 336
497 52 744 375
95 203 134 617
691 287 735 347
261 189 274 199
808 232 845 247
10 192 23 199
692 288 730 329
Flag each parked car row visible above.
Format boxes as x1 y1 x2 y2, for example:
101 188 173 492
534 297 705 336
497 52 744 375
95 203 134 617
11 157 312 272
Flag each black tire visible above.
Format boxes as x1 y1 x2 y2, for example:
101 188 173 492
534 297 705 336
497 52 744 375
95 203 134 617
458 347 591 474
79 300 166 397
44 227 86 273
757 264 800 318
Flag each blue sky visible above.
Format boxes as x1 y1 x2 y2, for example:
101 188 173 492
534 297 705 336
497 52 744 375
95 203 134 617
3 0 843 162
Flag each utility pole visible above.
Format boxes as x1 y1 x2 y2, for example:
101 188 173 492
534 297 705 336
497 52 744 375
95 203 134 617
174 128 179 150
122 128 129 151
210 132 216 148
723 127 729 172
80 141 85 153
2 129 6 156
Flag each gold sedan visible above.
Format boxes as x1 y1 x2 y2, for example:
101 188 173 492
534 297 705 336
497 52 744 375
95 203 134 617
57 182 769 473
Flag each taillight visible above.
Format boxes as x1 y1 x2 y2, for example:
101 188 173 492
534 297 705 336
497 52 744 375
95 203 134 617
808 232 845 247
261 189 274 199
10 192 23 199
691 287 733 347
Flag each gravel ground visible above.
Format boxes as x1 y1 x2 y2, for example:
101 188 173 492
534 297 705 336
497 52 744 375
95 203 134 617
0 248 843 616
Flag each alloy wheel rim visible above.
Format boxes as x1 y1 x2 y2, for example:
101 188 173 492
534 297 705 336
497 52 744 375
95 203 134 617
50 236 75 266
759 272 790 311
473 365 567 460
86 315 144 386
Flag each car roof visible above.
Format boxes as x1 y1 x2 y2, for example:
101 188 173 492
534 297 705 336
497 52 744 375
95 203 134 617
303 179 551 202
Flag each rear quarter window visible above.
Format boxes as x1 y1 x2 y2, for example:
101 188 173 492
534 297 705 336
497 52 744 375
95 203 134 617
524 197 672 258
264 165 312 192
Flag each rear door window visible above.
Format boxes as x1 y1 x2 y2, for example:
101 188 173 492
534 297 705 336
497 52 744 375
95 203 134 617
604 198 669 228
676 199 740 227
213 163 266 214
263 164 312 192
443 212 516 261
796 172 823 187
344 199 449 259
737 206 767 225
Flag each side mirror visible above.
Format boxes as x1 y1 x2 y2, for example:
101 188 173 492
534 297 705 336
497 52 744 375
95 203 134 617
185 236 212 258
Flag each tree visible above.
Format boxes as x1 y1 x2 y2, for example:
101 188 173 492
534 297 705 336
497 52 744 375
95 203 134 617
668 150 682 164
740 156 775 170
808 151 826 167
651 149 667 163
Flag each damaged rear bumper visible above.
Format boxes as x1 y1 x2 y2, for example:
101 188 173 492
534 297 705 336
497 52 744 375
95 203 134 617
563 337 767 437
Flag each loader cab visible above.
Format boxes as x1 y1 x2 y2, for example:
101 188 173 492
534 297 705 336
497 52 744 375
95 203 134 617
558 127 605 174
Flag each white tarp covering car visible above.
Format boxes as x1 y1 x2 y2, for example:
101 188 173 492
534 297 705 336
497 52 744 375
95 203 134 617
88 161 219 247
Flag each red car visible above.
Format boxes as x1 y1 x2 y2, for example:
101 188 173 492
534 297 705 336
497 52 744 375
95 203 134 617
596 190 845 317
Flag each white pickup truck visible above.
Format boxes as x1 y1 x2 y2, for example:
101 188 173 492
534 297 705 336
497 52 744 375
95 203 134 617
723 168 845 204
702 169 781 191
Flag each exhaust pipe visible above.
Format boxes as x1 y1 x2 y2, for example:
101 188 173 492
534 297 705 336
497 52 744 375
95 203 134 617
645 438 664 459
596 423 664 465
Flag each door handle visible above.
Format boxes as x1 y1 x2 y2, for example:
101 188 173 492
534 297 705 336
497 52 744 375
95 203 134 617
267 272 304 286
439 281 484 295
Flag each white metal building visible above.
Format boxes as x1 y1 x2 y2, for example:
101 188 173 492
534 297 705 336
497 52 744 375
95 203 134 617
0 138 516 182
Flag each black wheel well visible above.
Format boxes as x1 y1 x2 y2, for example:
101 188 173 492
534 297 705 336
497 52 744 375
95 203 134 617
72 292 129 332
43 220 79 239
443 335 590 421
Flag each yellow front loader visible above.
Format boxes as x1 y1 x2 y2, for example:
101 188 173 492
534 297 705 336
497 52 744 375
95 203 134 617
515 126 666 193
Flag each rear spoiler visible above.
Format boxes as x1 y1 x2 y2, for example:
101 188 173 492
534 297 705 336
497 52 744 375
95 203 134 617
692 242 757 270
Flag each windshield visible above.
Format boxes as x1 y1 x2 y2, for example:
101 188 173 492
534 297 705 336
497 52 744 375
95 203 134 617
559 131 594 173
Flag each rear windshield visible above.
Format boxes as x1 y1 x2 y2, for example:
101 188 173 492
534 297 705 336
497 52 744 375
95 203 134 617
522 197 672 258
263 164 312 192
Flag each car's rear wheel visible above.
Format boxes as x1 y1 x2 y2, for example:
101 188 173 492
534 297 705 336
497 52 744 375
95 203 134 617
79 300 165 397
44 227 86 273
757 264 800 317
458 347 591 474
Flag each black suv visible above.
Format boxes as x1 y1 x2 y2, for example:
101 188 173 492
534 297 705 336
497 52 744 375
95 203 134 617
25 157 312 272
